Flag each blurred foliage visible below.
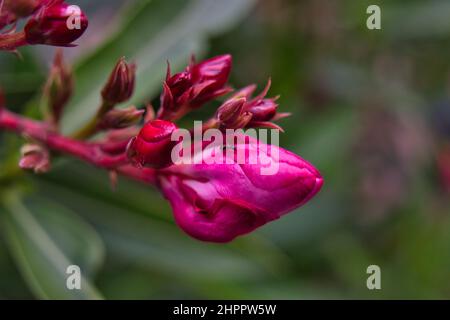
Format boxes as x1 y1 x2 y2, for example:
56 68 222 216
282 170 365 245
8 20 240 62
1 0 450 299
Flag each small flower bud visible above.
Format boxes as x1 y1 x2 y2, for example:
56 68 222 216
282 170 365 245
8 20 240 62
245 98 278 122
217 98 252 129
98 106 144 130
24 1 88 46
190 54 232 93
19 143 51 173
44 49 73 126
127 120 177 169
226 79 288 130
101 57 136 105
158 55 232 119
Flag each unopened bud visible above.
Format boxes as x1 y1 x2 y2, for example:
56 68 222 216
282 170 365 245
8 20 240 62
44 49 73 125
217 98 252 129
19 144 51 173
101 57 136 105
246 98 278 122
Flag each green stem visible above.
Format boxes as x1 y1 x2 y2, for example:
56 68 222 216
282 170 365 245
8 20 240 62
72 100 114 140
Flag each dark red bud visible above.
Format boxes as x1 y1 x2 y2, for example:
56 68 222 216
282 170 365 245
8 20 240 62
191 54 232 91
165 70 192 97
246 98 278 122
241 79 287 127
159 55 232 118
24 1 88 46
101 57 136 105
127 120 178 169
217 98 252 129
44 49 73 125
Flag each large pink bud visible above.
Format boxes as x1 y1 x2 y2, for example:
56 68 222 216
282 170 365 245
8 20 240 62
157 134 323 242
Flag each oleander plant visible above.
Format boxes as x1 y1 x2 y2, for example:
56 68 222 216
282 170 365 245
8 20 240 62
1 0 450 300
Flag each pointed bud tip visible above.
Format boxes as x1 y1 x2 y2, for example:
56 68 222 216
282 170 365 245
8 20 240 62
101 57 136 105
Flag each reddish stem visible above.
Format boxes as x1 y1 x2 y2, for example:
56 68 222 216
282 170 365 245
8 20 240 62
0 108 157 185
117 165 158 185
97 139 131 155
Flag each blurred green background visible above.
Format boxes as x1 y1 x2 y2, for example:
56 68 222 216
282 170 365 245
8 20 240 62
1 0 450 299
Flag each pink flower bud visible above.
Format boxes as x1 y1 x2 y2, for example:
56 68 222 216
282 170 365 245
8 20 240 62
127 120 178 169
99 106 144 130
157 134 323 242
216 97 252 129
19 143 51 173
220 79 288 131
244 79 281 121
158 55 232 119
101 57 136 105
190 54 232 94
24 1 88 46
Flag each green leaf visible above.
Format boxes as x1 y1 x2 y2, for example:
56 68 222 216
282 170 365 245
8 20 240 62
1 193 104 299
61 0 256 133
384 0 450 39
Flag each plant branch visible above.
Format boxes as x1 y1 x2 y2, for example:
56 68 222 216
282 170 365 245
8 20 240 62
0 108 157 185
0 32 28 51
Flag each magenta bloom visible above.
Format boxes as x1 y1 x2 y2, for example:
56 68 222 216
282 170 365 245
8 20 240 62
24 0 88 46
157 134 323 242
158 55 232 119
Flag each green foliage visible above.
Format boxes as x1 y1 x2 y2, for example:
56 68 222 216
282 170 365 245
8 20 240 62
2 193 103 299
